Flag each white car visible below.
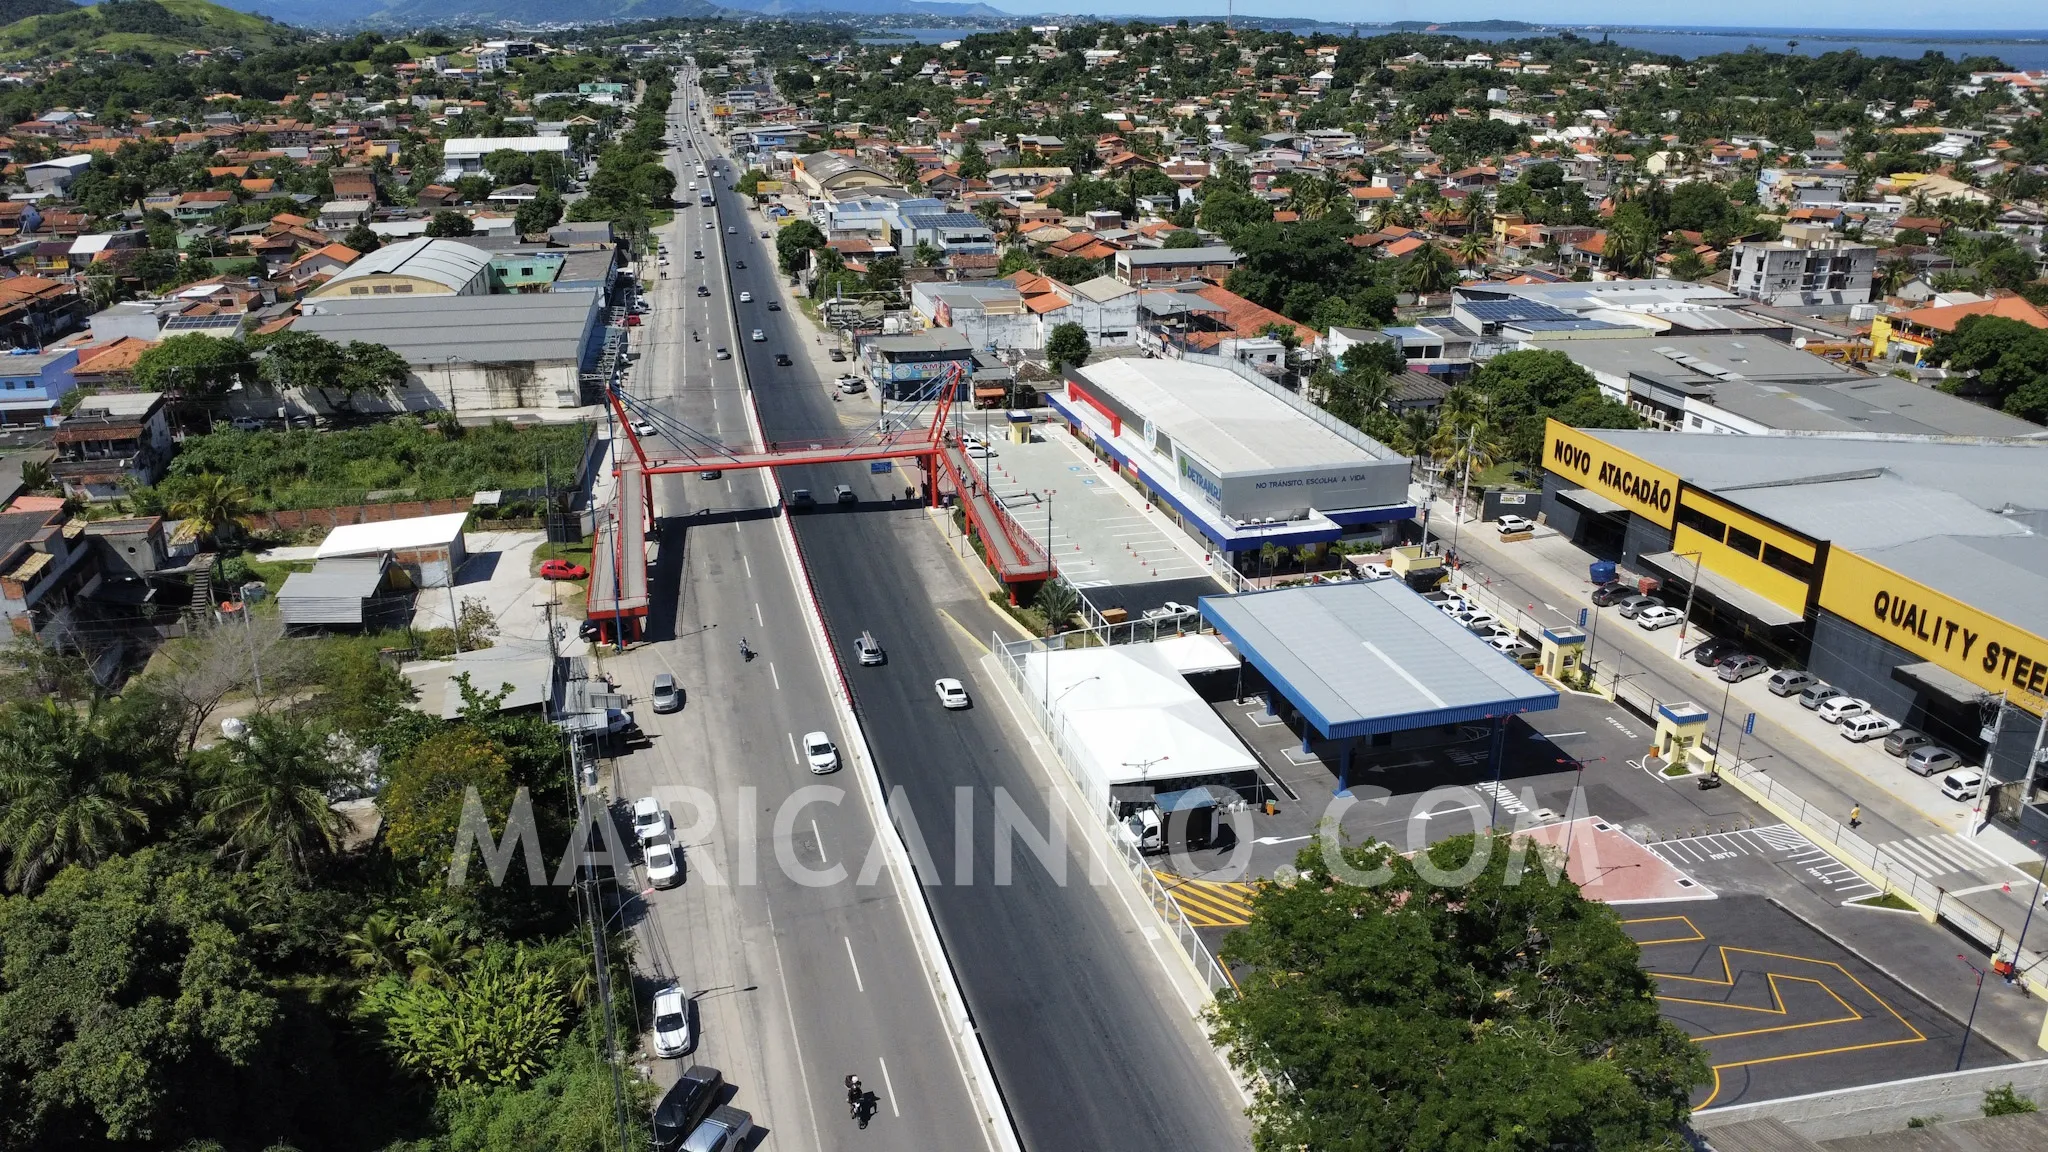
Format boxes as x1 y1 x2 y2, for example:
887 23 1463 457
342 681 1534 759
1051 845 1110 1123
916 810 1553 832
1142 601 1197 623
738 291 752 303
1496 514 1536 534
959 433 987 451
1357 562 1396 581
632 420 659 439
1635 605 1686 630
703 220 713 229
727 226 737 234
1435 596 1470 618
645 838 682 889
750 329 765 342
1941 768 1986 802
1461 612 1500 634
803 730 838 774
935 678 971 709
632 797 669 844
1816 695 1871 724
651 984 691 1057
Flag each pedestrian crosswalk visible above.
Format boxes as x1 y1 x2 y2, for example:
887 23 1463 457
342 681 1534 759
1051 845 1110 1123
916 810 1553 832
1873 834 2013 881
1150 870 1256 928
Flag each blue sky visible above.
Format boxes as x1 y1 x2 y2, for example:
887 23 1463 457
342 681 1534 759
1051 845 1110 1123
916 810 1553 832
986 2 2046 32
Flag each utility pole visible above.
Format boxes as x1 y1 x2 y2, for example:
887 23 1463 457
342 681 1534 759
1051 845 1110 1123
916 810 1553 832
1670 549 1703 659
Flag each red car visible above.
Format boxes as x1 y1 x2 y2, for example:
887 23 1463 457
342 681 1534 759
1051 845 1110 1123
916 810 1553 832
540 559 589 581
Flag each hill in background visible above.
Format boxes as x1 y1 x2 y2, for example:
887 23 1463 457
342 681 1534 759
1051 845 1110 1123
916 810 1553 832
0 0 300 59
0 0 77 26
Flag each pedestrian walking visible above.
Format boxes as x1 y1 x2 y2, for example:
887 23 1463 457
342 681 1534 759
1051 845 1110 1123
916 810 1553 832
1848 804 1862 829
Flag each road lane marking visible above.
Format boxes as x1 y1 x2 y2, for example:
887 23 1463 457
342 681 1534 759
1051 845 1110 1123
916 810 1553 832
754 602 764 626
843 935 864 992
788 731 798 765
770 662 780 690
877 1055 900 1117
743 554 752 578
1412 803 1481 821
814 818 829 865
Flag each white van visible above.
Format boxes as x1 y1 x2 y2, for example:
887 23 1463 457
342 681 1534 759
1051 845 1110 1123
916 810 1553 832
1940 769 1985 802
1840 714 1898 743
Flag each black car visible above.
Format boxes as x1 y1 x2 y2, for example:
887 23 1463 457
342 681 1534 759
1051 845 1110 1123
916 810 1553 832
1590 582 1631 607
653 1066 724 1152
774 353 792 366
1690 637 1740 667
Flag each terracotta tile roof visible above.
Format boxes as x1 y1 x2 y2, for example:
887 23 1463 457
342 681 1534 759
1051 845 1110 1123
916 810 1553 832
1894 295 2048 334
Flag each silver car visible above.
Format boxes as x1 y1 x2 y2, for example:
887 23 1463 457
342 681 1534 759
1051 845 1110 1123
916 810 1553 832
1616 594 1662 619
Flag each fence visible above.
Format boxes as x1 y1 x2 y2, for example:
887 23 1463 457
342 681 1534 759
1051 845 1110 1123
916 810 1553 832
994 633 1236 994
1437 560 2048 987
1601 668 2048 991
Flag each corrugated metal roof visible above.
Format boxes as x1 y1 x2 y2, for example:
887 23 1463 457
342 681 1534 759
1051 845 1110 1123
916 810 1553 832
295 291 601 365
321 237 491 294
1199 581 1558 739
278 558 387 625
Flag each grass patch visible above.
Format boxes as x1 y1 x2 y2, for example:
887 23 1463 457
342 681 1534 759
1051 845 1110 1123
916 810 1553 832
1661 763 1693 777
990 590 1047 636
1850 891 1917 911
155 420 593 511
231 555 314 593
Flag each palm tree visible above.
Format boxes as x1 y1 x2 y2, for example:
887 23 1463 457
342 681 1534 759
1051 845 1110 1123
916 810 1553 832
1455 231 1490 272
1287 174 1344 221
195 714 348 872
405 921 482 990
1876 258 1913 297
1400 243 1458 294
343 911 407 975
169 474 252 548
0 699 176 892
1034 577 1080 635
1604 214 1658 278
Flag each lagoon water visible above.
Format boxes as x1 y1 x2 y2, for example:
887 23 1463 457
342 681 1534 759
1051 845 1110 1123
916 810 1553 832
860 24 2048 70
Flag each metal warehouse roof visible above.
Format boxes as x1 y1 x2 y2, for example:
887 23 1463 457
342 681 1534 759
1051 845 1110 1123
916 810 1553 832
295 291 601 365
1199 581 1558 739
322 237 491 294
1074 358 1392 475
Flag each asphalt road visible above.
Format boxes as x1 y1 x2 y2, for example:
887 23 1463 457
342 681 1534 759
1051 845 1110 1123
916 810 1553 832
593 78 993 1152
677 79 1251 1152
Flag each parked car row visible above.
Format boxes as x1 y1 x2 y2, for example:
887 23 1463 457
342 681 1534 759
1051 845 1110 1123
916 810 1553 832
1766 673 1982 794
1426 591 1539 667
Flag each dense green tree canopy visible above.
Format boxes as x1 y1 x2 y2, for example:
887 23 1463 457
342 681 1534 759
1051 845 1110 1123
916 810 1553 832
1211 832 1708 1151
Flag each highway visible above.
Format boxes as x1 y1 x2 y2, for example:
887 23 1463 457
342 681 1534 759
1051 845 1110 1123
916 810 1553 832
670 74 1252 1152
596 76 994 1152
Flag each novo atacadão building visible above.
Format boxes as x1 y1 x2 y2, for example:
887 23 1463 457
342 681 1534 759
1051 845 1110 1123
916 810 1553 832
1538 419 2048 833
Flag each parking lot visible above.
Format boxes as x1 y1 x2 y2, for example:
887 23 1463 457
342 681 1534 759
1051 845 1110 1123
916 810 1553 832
1632 897 2009 1109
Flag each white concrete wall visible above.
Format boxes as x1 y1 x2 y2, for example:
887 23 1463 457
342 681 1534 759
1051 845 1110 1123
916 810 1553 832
1691 1060 2048 1142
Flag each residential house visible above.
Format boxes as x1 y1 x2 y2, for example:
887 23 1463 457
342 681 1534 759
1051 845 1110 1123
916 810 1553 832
0 277 86 349
1012 272 1140 348
0 346 79 424
0 508 94 644
1871 295 2048 365
71 337 150 390
1114 245 1241 287
49 392 174 501
331 167 379 203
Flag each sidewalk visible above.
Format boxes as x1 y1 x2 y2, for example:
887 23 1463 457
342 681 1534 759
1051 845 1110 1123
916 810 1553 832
1426 489 2048 1013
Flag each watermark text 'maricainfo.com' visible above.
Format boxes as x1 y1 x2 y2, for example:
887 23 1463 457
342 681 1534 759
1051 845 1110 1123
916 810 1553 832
444 783 1596 891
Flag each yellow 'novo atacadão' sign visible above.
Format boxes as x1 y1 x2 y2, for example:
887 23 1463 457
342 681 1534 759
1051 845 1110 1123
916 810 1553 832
1820 548 2048 703
1542 419 1679 529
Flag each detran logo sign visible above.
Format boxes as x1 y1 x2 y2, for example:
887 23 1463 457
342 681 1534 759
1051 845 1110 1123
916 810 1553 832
1178 452 1223 509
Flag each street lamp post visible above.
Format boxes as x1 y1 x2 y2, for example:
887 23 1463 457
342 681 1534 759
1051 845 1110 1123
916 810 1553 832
1955 955 1988 1071
1670 549 1704 659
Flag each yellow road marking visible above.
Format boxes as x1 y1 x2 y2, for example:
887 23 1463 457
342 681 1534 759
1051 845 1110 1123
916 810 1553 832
1151 870 1257 928
1625 914 1928 1110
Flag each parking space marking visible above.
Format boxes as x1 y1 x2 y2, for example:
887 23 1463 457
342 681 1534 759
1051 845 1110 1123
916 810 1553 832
1649 825 1878 900
1628 914 1930 1109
